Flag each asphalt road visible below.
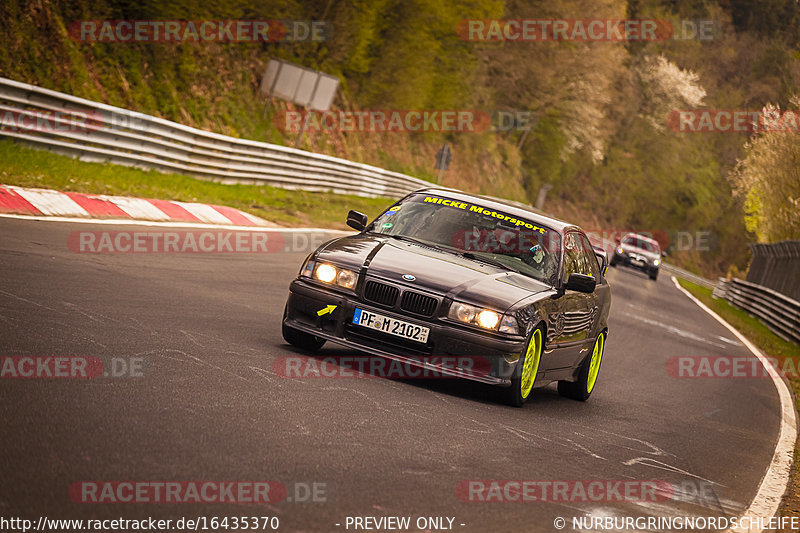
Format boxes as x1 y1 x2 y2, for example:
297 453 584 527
0 217 782 533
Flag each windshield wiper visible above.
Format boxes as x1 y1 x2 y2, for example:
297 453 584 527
386 234 430 246
386 234 456 254
461 251 520 273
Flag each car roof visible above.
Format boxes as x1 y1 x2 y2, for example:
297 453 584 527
411 187 579 234
623 233 658 244
623 232 660 246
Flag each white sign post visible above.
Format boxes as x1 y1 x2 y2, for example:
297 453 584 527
260 59 340 149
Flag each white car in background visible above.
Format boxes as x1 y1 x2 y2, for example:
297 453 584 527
610 233 662 281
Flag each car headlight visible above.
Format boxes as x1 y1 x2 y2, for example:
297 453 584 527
653 258 660 266
477 310 500 329
616 246 624 255
450 302 478 323
336 268 358 289
498 314 519 335
315 263 337 283
304 261 358 290
448 302 508 331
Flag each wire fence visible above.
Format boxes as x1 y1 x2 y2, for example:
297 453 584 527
747 241 800 302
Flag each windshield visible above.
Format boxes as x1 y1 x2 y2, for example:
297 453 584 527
369 193 562 285
622 235 660 253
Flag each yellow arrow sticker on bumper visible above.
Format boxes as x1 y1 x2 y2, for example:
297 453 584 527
317 304 337 316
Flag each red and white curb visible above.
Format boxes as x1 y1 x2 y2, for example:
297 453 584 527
0 185 273 227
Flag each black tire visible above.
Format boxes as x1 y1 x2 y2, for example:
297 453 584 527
282 306 326 351
649 269 659 281
609 255 618 267
558 331 605 402
501 325 544 407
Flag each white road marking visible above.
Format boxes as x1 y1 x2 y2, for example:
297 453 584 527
625 302 741 346
596 430 676 458
563 437 607 461
623 457 721 485
627 313 734 349
671 276 797 533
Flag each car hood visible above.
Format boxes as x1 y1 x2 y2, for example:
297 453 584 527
316 234 553 311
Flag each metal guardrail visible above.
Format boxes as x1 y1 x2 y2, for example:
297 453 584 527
0 77 432 199
638 247 798 345
711 277 729 300
714 278 800 344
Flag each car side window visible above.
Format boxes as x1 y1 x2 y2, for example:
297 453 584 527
564 233 599 281
577 234 600 278
563 233 582 281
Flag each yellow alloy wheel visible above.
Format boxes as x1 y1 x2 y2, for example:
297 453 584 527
586 332 605 394
520 328 542 399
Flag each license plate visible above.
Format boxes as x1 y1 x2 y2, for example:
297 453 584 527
352 308 430 343
631 258 645 267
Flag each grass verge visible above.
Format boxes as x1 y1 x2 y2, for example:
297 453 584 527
676 278 800 528
0 139 393 229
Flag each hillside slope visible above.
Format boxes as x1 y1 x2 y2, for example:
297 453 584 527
1 0 799 276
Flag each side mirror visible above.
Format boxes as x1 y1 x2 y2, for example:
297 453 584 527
565 273 597 293
661 250 668 258
614 237 621 245
346 210 368 232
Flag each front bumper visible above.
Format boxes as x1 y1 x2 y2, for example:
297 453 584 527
284 279 527 386
614 253 658 273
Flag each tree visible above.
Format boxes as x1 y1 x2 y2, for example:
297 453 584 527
730 100 800 242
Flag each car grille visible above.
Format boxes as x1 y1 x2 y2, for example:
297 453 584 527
400 291 438 317
363 280 399 307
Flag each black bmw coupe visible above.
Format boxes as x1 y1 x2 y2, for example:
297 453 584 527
282 188 611 406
